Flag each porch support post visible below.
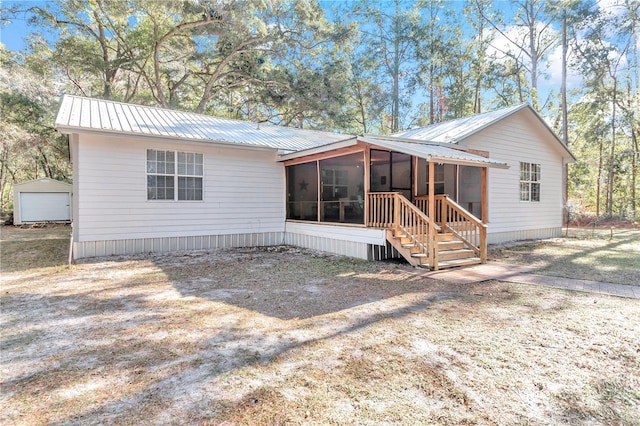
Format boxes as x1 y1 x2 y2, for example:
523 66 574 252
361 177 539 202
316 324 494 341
412 156 419 200
364 147 371 226
428 160 437 270
316 160 321 222
480 166 488 263
481 166 488 223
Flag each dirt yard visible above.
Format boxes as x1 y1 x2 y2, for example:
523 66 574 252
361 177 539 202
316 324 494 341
1 226 639 425
489 228 640 286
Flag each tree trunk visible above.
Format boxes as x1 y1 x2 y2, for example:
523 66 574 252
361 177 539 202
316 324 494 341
606 77 617 217
526 0 538 109
596 135 603 218
561 8 569 223
391 2 400 133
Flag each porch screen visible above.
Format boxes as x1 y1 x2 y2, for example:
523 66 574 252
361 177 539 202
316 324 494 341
319 153 364 224
286 152 364 224
287 162 318 221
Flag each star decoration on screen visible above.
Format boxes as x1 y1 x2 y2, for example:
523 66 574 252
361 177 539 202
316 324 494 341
299 180 309 191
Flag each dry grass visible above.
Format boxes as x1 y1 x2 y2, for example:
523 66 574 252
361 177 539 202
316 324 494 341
0 225 70 272
1 227 639 425
489 227 640 286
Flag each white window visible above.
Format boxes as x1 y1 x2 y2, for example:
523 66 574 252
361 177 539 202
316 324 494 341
147 149 203 201
520 162 540 202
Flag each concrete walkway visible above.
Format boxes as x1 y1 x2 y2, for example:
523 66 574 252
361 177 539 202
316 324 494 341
421 261 640 299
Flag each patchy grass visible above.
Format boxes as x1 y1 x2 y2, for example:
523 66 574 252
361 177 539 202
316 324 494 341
490 228 640 286
1 228 639 425
0 225 70 272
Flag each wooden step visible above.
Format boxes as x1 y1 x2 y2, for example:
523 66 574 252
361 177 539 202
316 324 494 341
437 257 482 269
438 240 465 251
437 233 456 242
411 252 428 266
438 248 476 261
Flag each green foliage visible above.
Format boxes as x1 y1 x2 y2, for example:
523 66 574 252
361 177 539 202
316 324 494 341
0 46 70 221
1 0 638 221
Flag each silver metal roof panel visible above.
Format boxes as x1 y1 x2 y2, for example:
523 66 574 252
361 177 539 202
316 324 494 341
393 104 528 143
359 136 509 168
56 95 352 152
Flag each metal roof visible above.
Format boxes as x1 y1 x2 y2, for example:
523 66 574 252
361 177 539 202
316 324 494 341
55 95 353 152
359 136 509 169
392 103 528 143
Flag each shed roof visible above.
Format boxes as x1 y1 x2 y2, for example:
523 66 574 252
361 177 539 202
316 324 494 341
14 177 72 189
55 95 352 153
360 136 509 168
279 135 509 168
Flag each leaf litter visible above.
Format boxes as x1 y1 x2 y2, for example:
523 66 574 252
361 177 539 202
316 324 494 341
1 227 639 425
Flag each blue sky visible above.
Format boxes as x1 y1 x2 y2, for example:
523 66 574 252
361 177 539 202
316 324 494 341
2 1 41 51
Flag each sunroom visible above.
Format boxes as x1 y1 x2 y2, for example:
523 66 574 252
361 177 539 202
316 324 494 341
281 136 509 270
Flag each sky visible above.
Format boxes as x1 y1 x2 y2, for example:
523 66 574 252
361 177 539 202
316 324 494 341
1 1 47 52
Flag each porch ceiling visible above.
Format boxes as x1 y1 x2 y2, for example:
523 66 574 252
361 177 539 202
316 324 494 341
359 136 509 169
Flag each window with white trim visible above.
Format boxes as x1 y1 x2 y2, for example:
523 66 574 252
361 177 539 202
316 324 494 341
147 149 203 200
520 162 540 202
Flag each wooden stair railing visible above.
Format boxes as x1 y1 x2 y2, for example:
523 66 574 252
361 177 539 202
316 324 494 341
368 192 441 267
415 195 487 263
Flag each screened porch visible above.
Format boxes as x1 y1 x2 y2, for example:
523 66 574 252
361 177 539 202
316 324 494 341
281 136 508 270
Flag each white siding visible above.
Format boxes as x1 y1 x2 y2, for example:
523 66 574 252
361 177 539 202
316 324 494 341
75 134 285 242
285 222 386 260
457 109 564 238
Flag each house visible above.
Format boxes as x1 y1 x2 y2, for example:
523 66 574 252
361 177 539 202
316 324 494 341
13 178 72 225
55 95 575 270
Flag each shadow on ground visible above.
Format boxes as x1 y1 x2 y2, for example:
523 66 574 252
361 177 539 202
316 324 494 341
2 248 499 424
490 229 640 285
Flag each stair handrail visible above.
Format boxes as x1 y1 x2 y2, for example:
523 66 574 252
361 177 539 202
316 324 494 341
394 193 441 259
395 193 441 232
440 195 487 262
367 192 441 231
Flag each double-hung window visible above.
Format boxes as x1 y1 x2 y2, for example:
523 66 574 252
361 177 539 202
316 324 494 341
519 162 540 202
147 149 203 201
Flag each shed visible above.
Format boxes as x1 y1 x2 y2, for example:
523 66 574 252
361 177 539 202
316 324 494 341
13 178 73 225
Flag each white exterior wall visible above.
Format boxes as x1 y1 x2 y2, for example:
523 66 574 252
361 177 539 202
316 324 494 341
457 110 565 242
72 133 286 258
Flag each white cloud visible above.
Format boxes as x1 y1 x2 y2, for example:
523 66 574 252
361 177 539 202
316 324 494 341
547 44 584 92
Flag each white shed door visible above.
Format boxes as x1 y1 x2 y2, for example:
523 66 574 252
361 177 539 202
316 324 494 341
20 192 71 222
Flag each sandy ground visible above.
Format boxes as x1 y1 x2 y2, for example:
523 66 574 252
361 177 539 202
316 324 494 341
1 227 639 425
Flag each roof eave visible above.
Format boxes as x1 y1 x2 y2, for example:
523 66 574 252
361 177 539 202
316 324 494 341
362 133 455 147
55 125 280 153
277 137 359 161
428 155 510 169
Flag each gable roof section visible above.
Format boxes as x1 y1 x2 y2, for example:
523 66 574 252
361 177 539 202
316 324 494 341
393 103 576 161
55 95 353 153
14 177 72 189
393 104 527 143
